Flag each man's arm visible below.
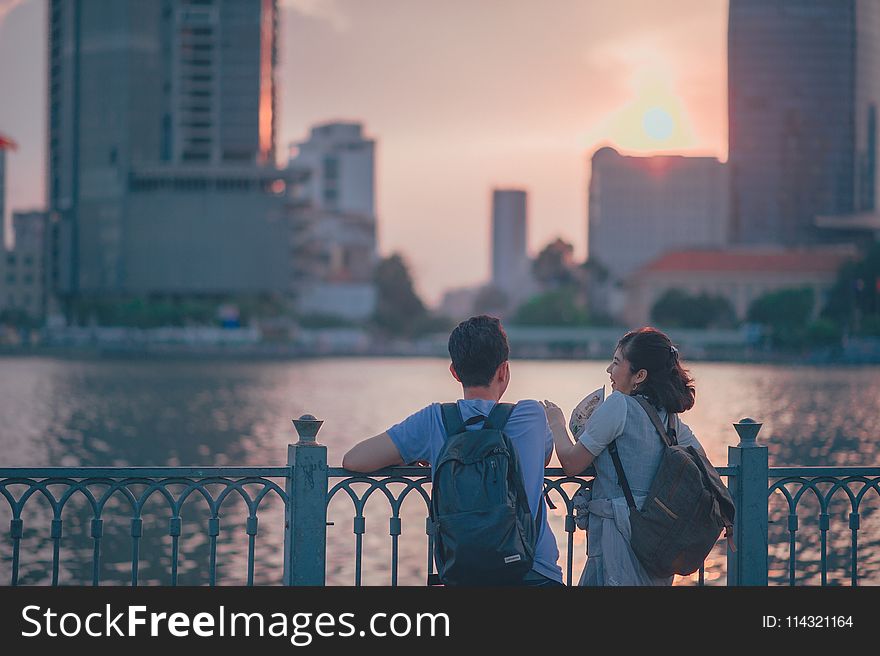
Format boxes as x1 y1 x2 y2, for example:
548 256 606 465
342 432 405 472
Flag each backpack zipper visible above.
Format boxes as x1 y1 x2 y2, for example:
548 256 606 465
653 497 679 520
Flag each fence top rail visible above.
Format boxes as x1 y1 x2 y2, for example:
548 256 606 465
328 466 597 478
770 467 880 477
8 465 873 481
0 467 290 478
330 466 737 478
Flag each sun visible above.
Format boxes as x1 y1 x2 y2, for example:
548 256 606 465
642 106 675 141
582 69 699 155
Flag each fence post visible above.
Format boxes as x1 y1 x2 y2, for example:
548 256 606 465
283 414 328 586
727 418 768 586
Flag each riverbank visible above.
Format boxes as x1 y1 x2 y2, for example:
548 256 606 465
1 324 878 363
1 339 879 365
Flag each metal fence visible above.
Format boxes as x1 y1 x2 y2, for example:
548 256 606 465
2 416 879 586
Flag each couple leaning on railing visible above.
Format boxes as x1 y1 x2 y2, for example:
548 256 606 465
343 315 734 587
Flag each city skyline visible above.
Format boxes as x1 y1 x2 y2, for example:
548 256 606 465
0 0 728 304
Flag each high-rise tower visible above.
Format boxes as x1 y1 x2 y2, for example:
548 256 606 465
728 0 880 245
48 0 280 294
491 189 530 303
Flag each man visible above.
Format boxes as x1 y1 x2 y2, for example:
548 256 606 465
343 315 563 586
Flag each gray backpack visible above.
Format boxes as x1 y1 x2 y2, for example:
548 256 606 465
429 402 541 586
608 396 735 579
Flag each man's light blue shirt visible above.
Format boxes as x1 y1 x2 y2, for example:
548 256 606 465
387 398 563 583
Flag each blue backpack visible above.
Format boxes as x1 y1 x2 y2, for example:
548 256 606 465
429 402 542 585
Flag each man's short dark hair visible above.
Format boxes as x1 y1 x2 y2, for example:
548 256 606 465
448 315 510 387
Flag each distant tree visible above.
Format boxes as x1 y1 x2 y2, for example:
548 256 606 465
582 258 609 284
372 253 431 337
511 288 592 326
862 315 880 337
804 318 843 347
747 287 815 349
533 238 578 290
821 242 880 336
650 289 737 329
651 289 689 327
412 313 456 335
0 308 40 330
471 285 510 317
748 288 813 328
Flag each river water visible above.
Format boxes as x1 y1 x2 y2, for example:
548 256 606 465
1 356 879 586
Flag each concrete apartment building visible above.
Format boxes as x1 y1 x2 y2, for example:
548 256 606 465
0 212 49 321
47 0 305 300
588 146 729 284
289 122 378 320
290 122 376 219
587 147 728 318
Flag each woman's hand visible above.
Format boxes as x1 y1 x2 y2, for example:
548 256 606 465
540 400 567 433
542 400 595 475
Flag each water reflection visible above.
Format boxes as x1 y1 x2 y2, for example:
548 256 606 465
1 356 879 585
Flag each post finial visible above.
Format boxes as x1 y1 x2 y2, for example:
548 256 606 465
733 417 762 447
292 414 323 445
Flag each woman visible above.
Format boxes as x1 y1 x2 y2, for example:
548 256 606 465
542 327 706 586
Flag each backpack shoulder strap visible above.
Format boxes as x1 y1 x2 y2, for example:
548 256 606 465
608 441 637 510
609 395 675 511
489 401 546 537
634 396 677 447
484 402 516 431
666 413 678 443
440 403 466 437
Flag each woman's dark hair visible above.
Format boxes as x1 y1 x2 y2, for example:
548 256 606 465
448 315 509 387
617 327 695 413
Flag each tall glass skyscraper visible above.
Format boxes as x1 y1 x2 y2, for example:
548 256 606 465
48 0 279 294
728 0 880 246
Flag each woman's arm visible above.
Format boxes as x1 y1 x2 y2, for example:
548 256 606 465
541 401 595 476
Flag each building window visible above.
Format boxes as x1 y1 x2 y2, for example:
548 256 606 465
323 157 339 181
23 255 34 267
864 105 876 212
162 114 173 161
5 254 14 266
24 274 34 285
5 274 15 285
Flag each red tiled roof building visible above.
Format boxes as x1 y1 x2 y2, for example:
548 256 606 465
624 247 855 327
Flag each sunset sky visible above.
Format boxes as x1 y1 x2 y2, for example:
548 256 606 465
0 0 728 304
